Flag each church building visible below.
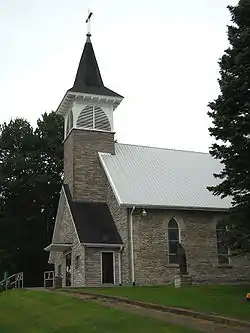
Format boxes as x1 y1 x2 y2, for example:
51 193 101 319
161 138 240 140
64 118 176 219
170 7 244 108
45 23 250 287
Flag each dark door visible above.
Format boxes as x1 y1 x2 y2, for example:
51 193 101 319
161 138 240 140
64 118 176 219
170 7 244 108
102 252 114 284
65 252 71 286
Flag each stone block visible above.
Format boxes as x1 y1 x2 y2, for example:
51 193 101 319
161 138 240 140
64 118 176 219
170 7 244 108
174 274 193 288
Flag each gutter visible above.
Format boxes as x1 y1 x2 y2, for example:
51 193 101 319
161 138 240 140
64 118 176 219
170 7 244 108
129 206 136 286
121 203 229 213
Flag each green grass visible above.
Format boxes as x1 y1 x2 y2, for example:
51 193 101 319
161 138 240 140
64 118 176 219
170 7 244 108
0 290 201 333
78 284 250 321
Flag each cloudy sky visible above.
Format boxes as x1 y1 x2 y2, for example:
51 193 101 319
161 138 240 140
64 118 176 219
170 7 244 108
0 0 238 152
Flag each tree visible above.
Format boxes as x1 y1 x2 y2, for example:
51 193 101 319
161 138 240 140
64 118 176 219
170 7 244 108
208 0 250 255
0 112 63 285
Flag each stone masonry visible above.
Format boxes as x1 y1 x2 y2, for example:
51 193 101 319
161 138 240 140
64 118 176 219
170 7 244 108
55 127 250 287
106 183 130 284
53 173 250 287
53 192 85 287
64 128 114 202
131 209 250 285
85 247 120 286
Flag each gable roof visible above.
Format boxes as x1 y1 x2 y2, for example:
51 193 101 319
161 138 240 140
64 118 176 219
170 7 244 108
63 184 122 245
69 34 123 99
99 143 232 211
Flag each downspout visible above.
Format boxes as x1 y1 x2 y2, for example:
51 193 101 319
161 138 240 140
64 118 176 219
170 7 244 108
118 245 123 286
129 206 136 286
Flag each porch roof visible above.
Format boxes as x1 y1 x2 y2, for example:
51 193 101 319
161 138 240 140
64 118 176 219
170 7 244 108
44 243 72 252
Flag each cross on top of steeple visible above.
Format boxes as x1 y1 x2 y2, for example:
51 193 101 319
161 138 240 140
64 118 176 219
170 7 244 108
86 10 93 37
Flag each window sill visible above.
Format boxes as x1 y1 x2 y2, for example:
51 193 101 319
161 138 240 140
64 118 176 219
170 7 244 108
217 264 232 268
166 264 179 268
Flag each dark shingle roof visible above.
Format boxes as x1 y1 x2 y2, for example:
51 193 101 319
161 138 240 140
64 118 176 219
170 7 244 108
69 35 123 99
63 184 122 245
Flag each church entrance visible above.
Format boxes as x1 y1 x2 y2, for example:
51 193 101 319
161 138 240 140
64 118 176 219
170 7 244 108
101 252 114 284
65 252 72 286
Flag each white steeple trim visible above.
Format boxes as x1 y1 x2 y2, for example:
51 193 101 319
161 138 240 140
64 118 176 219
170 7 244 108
56 90 123 117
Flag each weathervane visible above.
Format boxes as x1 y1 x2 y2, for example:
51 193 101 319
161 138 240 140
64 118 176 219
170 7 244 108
86 9 93 36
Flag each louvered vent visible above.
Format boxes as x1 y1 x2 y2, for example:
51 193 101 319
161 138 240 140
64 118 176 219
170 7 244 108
76 106 93 128
76 106 111 131
94 106 111 131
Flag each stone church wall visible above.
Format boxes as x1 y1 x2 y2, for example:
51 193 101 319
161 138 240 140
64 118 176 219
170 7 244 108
53 199 85 287
131 209 250 285
106 183 130 284
85 247 119 286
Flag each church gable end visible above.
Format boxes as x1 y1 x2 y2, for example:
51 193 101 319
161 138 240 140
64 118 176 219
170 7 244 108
50 187 80 246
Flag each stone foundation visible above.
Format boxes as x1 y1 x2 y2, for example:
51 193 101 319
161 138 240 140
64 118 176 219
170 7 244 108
174 274 193 288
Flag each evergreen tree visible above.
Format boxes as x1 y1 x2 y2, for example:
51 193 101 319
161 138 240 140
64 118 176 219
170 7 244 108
208 0 250 254
0 112 63 285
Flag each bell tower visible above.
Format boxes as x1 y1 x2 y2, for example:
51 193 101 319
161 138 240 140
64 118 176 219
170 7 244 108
56 12 123 201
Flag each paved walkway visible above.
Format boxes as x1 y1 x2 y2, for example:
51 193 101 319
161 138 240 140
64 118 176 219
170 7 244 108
58 291 250 333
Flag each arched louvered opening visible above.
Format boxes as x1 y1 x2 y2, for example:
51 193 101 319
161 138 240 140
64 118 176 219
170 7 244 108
168 218 180 264
94 106 111 131
76 106 111 131
77 106 93 129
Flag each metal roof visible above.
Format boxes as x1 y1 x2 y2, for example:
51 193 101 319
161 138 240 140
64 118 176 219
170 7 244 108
99 143 231 211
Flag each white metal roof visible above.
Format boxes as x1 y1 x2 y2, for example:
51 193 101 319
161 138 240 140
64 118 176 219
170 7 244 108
99 143 231 211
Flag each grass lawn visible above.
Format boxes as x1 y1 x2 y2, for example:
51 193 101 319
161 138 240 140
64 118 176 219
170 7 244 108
0 290 201 333
78 284 250 321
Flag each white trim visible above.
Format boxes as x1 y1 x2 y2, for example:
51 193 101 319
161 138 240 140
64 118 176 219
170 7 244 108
47 188 65 264
100 251 116 285
62 186 81 245
56 91 123 116
82 243 122 248
75 126 115 135
44 243 72 252
98 152 122 205
63 127 115 144
50 188 64 244
73 91 123 103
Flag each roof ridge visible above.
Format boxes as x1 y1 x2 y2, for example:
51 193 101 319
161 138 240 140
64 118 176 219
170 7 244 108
115 142 210 155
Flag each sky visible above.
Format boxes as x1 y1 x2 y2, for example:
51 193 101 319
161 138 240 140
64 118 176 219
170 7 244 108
0 0 239 152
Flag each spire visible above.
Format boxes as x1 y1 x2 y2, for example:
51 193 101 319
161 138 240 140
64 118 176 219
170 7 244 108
73 34 104 89
69 12 122 98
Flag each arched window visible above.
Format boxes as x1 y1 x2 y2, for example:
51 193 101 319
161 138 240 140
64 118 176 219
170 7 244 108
76 106 111 131
168 218 180 264
216 222 230 265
